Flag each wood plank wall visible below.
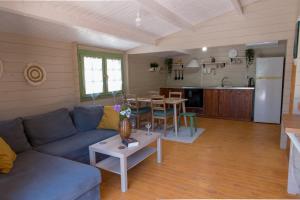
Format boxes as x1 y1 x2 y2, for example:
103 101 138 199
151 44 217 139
0 33 77 120
128 54 166 96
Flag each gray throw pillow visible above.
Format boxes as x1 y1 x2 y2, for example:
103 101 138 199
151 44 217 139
73 105 104 132
0 118 32 153
23 108 77 147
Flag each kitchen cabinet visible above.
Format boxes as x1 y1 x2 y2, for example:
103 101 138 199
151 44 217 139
160 87 254 121
204 89 253 121
232 90 253 120
204 89 219 117
218 90 234 118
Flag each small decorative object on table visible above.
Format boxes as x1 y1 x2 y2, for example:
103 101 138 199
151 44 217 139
130 117 136 133
113 103 132 140
122 138 139 148
145 122 152 136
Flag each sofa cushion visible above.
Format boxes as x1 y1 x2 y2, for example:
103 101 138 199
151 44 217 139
0 137 17 174
35 129 118 163
97 106 119 131
0 118 31 153
0 150 100 200
73 105 104 132
23 108 77 147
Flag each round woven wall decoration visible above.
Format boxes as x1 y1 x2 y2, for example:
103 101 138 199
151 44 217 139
0 60 3 79
24 63 47 86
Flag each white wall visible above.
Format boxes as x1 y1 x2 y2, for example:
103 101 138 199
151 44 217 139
0 32 77 120
166 42 287 88
127 54 166 96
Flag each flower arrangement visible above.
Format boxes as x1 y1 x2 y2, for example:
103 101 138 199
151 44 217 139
113 103 131 120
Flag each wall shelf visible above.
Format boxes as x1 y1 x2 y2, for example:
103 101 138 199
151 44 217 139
201 62 226 68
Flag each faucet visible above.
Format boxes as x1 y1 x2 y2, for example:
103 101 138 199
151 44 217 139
221 76 229 87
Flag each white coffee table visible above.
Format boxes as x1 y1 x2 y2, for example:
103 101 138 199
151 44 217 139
89 130 162 192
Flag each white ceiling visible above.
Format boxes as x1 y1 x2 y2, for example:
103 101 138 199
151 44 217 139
0 0 259 51
0 10 141 50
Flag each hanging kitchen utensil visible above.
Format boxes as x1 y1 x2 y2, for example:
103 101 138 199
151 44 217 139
181 70 184 80
181 65 184 80
179 70 182 80
174 70 177 80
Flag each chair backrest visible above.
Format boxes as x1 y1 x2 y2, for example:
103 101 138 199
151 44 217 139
169 91 182 99
150 95 165 100
125 94 139 109
148 90 160 96
151 97 166 116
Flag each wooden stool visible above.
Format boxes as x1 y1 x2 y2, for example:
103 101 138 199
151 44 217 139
178 112 197 136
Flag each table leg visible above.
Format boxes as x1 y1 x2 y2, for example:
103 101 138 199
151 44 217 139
157 137 162 163
287 140 299 194
280 122 288 149
120 157 128 192
89 149 96 166
173 103 178 137
182 101 187 127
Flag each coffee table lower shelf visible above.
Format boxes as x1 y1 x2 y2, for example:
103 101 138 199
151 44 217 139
95 146 156 174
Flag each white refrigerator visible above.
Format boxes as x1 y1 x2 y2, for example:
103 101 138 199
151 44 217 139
254 57 284 124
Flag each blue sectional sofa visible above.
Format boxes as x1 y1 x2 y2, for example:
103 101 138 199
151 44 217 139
0 106 118 200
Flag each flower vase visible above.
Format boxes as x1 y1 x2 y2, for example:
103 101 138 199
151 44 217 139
119 118 131 140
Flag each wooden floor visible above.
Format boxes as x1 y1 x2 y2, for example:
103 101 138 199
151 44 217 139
100 118 298 199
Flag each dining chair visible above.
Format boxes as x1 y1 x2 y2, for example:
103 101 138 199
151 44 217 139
126 94 151 129
169 91 183 115
148 90 160 96
151 97 174 135
169 91 182 99
150 95 165 100
178 112 197 137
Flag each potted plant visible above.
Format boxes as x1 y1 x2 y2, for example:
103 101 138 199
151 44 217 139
150 62 159 71
246 49 255 67
164 58 173 74
113 103 132 139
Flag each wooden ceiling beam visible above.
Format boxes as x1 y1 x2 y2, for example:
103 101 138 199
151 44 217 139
0 2 157 45
136 0 194 30
230 0 243 15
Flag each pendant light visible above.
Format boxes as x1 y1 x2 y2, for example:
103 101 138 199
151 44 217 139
135 10 141 27
186 59 200 68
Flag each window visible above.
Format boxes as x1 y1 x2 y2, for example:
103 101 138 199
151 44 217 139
78 49 123 100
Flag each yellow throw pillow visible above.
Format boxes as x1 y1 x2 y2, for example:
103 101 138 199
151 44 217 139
0 137 17 174
98 106 120 131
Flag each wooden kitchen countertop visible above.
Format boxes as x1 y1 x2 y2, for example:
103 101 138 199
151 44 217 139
283 114 300 135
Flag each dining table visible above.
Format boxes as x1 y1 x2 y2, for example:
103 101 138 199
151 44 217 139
130 97 188 137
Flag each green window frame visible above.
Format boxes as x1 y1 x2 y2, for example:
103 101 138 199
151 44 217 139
78 49 124 101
